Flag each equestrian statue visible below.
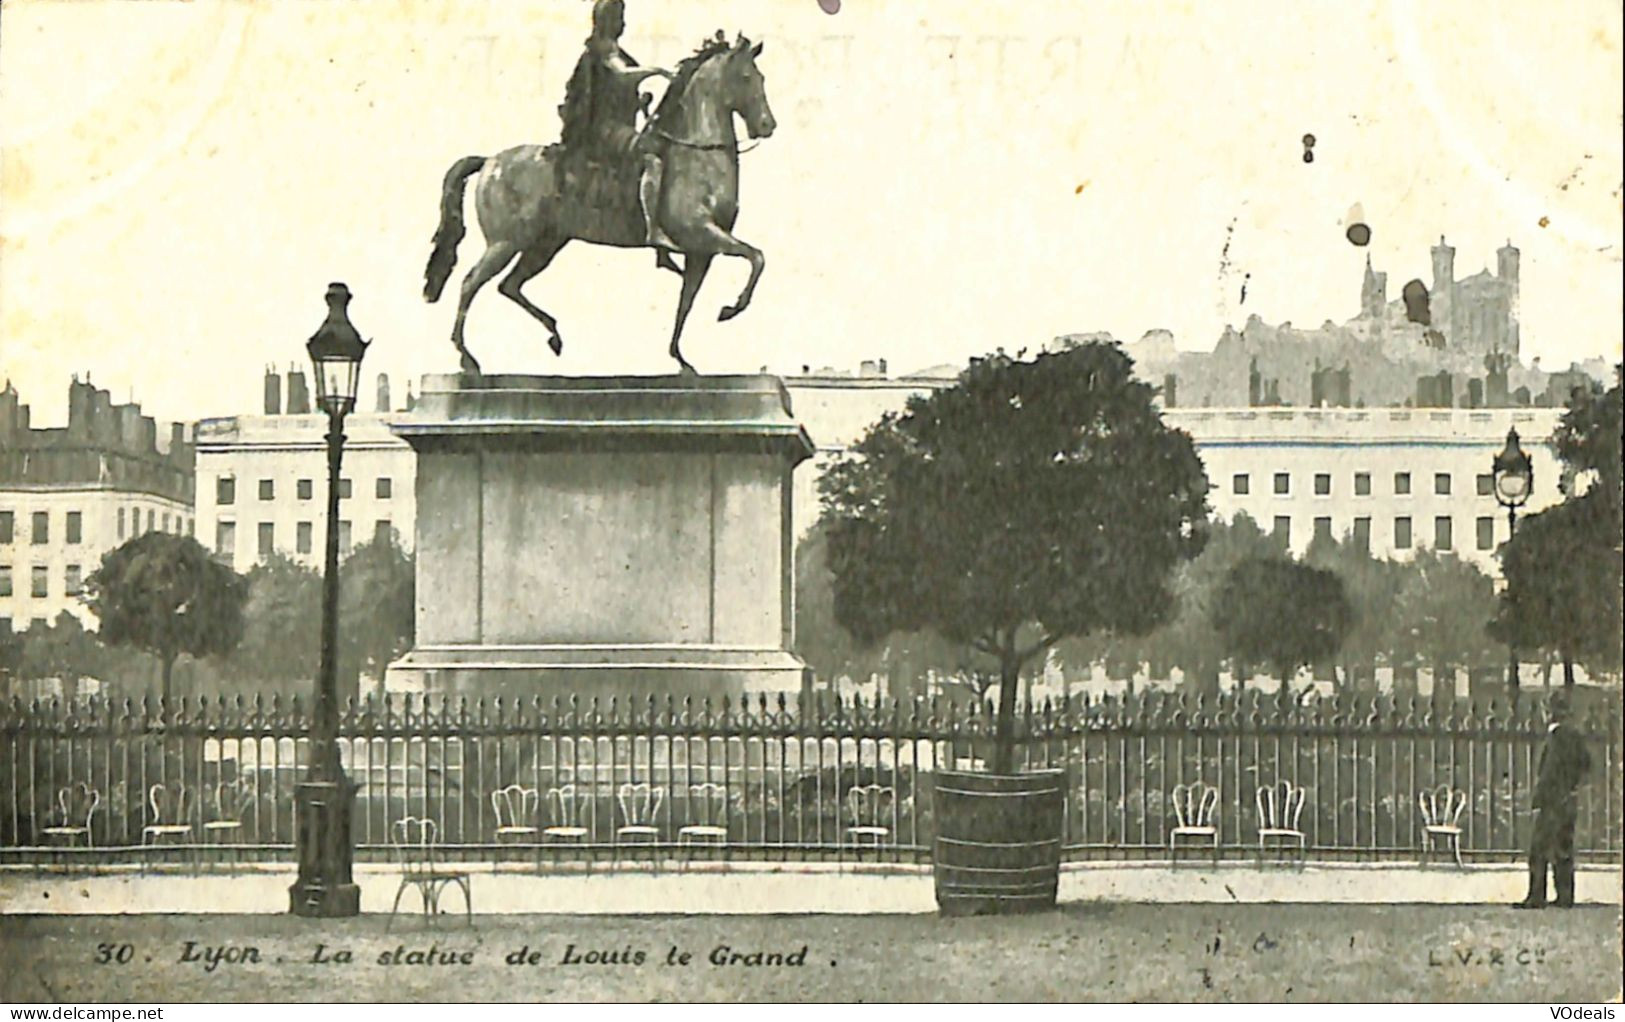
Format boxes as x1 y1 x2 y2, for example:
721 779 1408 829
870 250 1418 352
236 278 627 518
423 0 776 374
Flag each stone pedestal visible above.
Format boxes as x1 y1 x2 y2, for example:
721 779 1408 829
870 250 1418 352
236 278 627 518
386 374 814 700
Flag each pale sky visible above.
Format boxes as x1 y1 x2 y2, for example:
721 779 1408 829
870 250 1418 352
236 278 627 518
2 0 1621 427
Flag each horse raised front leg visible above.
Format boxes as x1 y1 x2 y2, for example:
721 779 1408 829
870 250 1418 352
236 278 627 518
451 240 520 374
690 225 763 322
669 252 715 375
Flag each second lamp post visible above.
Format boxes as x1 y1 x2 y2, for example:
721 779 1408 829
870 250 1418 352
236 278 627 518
1492 426 1533 701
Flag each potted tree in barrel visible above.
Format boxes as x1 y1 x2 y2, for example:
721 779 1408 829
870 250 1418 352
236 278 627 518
820 343 1209 914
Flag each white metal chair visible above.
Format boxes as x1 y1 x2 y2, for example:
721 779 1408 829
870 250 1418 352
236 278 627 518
1254 780 1307 868
1169 781 1220 865
40 783 100 856
543 784 591 843
676 782 730 855
387 817 472 932
844 784 893 851
1418 785 1468 868
142 782 193 869
491 785 540 844
615 782 663 866
201 782 246 865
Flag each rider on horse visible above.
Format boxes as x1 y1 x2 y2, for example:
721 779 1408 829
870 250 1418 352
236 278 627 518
558 0 676 250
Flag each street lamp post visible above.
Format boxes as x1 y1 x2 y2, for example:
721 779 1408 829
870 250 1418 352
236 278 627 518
290 283 369 917
1492 426 1533 702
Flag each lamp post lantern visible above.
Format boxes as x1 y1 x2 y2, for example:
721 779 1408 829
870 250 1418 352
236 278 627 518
1492 426 1533 701
290 282 369 917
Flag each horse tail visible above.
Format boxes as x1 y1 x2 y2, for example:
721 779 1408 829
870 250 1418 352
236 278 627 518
423 155 487 302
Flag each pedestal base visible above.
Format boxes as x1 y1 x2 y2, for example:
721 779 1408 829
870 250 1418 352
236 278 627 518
388 644 808 701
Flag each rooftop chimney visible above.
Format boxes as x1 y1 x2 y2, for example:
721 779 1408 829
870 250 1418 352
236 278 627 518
285 363 311 414
376 372 391 413
263 365 282 415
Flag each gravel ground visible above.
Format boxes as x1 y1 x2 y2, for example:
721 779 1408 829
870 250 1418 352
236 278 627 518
2 905 1619 1003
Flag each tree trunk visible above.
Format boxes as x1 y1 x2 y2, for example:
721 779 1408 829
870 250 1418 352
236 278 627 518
1562 651 1575 688
992 648 1020 775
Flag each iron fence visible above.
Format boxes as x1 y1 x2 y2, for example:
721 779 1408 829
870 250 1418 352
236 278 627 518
1 689 1618 867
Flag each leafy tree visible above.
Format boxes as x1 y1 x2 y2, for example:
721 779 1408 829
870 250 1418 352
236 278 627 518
0 626 24 689
821 343 1209 772
1304 530 1402 689
15 612 111 696
1212 556 1351 691
83 533 248 701
228 554 322 686
338 534 415 691
1495 367 1624 687
795 518 978 697
1387 550 1500 686
1492 496 1624 685
1056 512 1283 692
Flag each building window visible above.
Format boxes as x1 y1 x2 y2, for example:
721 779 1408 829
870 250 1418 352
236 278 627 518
376 477 393 500
1314 474 1331 496
297 479 313 501
1354 473 1371 497
1435 516 1453 550
146 509 154 533
1476 516 1495 550
216 521 236 564
259 479 275 501
257 523 275 559
1394 472 1411 495
339 478 353 500
31 512 48 545
296 522 313 555
1394 516 1412 549
30 565 48 598
1313 516 1332 543
374 519 393 545
116 507 125 540
338 520 352 554
65 565 81 596
217 476 236 506
1273 516 1291 545
1353 517 1371 553
1232 473 1250 495
163 513 172 533
1476 473 1494 496
0 565 11 597
0 617 8 634
1434 472 1451 496
64 511 82 544
0 511 13 544
1273 473 1290 495
188 518 195 537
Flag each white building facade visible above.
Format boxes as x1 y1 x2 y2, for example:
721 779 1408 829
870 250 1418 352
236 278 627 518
0 380 195 633
193 412 415 571
783 364 1569 577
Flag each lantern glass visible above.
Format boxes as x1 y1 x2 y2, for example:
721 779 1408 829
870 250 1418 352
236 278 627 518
311 355 361 417
1494 470 1528 504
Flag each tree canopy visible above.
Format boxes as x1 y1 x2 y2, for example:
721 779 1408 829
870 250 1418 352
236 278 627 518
83 532 248 700
820 342 1209 770
339 534 415 691
228 554 323 687
1212 556 1351 689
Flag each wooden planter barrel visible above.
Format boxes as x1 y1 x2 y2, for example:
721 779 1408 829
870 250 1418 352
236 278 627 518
933 769 1065 916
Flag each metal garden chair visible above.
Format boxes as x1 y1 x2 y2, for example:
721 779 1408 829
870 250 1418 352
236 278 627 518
1417 785 1468 868
202 782 248 866
142 782 194 870
614 782 663 867
676 782 729 864
1254 780 1307 868
491 784 540 865
40 783 100 864
1169 781 1220 865
387 817 473 931
844 784 894 852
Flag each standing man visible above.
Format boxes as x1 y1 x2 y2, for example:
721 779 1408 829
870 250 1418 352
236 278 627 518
557 0 676 250
1514 692 1592 909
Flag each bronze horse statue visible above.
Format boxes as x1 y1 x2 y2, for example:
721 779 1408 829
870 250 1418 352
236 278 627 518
423 36 775 375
